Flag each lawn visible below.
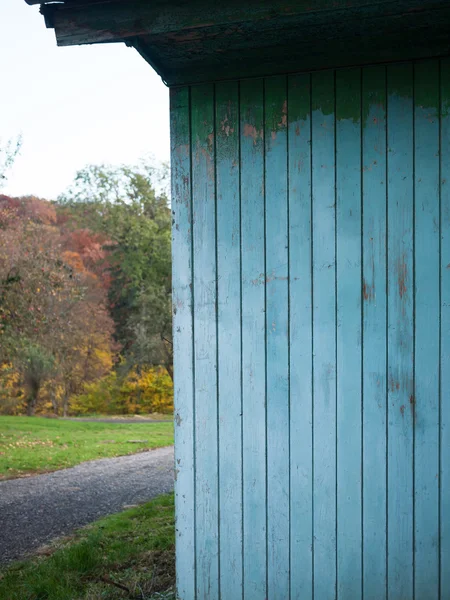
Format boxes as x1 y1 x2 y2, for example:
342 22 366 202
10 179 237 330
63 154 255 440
0 416 174 479
0 493 176 600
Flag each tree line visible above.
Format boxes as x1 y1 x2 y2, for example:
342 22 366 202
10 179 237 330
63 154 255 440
0 154 173 416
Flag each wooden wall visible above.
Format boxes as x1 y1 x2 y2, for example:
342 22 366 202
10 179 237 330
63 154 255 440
170 57 450 600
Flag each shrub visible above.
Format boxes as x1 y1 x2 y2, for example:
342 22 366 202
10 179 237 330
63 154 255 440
70 367 173 415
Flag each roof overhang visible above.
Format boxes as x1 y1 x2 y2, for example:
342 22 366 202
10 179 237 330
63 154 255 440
26 0 450 86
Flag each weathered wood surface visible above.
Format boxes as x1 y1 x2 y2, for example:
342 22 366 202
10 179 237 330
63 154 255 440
440 56 450 600
34 0 450 85
170 86 195 600
240 78 267 600
215 80 243 600
386 61 414 600
172 57 449 599
361 64 387 600
311 70 337 600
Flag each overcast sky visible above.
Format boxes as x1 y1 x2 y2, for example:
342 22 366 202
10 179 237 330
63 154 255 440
0 0 170 200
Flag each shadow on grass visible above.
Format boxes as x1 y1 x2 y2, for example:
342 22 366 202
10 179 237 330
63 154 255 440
0 494 175 600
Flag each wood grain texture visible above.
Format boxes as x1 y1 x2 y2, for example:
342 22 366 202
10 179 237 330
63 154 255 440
413 59 440 600
170 86 195 600
240 78 267 600
171 59 446 599
361 64 387 600
386 62 414 600
336 67 362 600
42 1 450 86
191 83 219 600
215 80 243 600
440 56 450 600
265 75 290 600
311 69 337 600
288 72 313 600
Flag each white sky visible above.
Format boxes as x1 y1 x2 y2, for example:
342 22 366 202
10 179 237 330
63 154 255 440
0 0 170 200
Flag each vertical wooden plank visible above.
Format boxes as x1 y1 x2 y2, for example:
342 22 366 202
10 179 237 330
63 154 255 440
440 56 450 600
241 78 267 600
311 69 337 600
414 59 440 600
335 68 362 600
191 83 219 600
171 86 195 600
264 75 289 600
361 64 387 600
215 80 243 600
387 63 414 600
288 72 313 600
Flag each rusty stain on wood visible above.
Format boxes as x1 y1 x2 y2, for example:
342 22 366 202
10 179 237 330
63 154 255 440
396 257 407 298
389 376 400 392
363 278 374 301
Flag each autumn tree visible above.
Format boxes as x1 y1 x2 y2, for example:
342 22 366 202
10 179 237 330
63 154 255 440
0 203 115 415
59 161 173 379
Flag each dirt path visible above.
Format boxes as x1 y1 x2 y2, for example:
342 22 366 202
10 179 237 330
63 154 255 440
0 446 174 564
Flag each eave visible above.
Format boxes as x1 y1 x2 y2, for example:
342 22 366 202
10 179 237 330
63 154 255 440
27 0 450 86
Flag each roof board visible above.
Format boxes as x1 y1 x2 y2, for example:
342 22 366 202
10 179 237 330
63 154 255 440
27 0 450 86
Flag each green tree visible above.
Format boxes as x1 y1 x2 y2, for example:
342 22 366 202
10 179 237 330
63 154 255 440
59 161 173 378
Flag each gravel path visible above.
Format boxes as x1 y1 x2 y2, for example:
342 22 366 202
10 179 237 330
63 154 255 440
62 418 172 424
0 447 174 565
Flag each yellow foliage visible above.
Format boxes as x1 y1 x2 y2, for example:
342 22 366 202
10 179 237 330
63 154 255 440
71 367 173 416
0 364 26 415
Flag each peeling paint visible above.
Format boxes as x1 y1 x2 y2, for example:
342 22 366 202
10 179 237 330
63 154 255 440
278 100 288 128
243 123 263 144
251 272 288 285
221 115 235 137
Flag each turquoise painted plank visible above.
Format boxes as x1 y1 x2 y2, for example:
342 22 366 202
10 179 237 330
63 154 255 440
264 75 290 600
190 83 219 600
440 56 450 600
361 64 387 600
335 67 362 600
215 80 243 600
171 86 195 600
240 78 267 600
414 59 440 600
311 69 337 600
387 63 414 599
288 72 313 600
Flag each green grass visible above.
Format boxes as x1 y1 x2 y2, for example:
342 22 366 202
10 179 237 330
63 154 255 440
0 417 174 479
0 494 176 600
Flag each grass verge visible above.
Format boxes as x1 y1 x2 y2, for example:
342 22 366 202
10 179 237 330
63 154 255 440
0 494 176 600
0 417 174 479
